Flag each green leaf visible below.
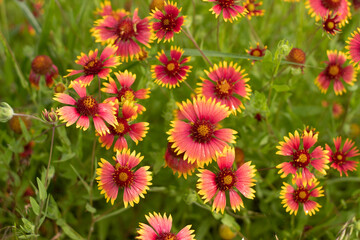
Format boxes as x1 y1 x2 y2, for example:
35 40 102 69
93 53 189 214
29 197 40 216
21 218 35 234
56 219 85 240
272 84 290 92
37 0 55 51
14 0 42 34
47 195 60 220
18 118 31 142
221 214 241 232
85 203 96 214
36 177 47 201
70 164 90 193
94 208 127 223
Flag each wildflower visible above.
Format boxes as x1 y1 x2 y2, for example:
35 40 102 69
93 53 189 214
315 50 356 95
151 1 184 42
136 212 195 240
306 0 351 27
325 137 359 176
196 61 251 114
246 43 267 64
54 82 117 135
92 9 152 61
167 97 237 166
0 102 14 123
164 142 198 179
280 174 324 216
150 0 165 11
151 46 192 89
54 83 66 93
332 102 343 118
96 149 152 206
276 130 329 185
42 108 58 123
322 14 341 35
102 71 150 114
346 28 360 69
29 55 58 89
286 48 306 70
203 0 247 22
136 48 149 61
98 101 149 151
243 0 265 19
66 45 119 86
197 147 256 213
95 0 113 17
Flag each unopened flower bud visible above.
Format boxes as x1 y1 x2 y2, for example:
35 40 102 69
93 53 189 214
286 48 306 70
0 102 14 122
219 224 237 240
42 108 58 123
54 82 66 93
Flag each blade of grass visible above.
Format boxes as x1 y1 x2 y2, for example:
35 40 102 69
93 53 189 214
14 0 42 34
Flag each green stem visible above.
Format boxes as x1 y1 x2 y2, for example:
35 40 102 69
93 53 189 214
182 28 212 66
87 138 97 240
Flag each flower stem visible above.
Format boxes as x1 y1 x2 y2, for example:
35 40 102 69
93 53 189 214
13 113 48 124
183 28 213 66
87 137 97 240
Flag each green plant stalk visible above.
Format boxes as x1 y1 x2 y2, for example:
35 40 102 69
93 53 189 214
182 28 213 66
87 137 97 240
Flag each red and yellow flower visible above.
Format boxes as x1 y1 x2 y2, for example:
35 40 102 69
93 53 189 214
246 43 267 64
151 1 184 42
29 55 58 89
203 0 247 22
167 97 237 166
96 149 152 206
280 174 324 216
54 82 117 136
151 46 192 89
346 28 360 70
197 147 256 213
196 61 251 114
243 0 264 19
322 14 341 35
66 45 120 86
325 137 359 176
276 130 329 185
136 212 195 240
315 50 356 95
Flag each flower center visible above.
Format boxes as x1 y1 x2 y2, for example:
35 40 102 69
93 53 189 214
215 168 236 191
321 0 341 10
251 49 261 57
218 0 235 8
327 21 335 29
76 96 98 116
118 88 135 103
83 59 103 76
31 55 53 75
117 18 135 41
332 151 346 165
215 79 233 99
190 119 215 143
156 232 178 240
110 118 129 136
113 164 134 188
328 65 340 76
165 60 179 75
247 3 255 12
293 187 310 203
161 16 176 31
292 150 311 168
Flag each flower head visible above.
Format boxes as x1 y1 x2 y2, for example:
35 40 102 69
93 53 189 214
54 82 117 135
66 45 120 86
136 212 195 240
151 1 184 42
0 102 14 123
29 55 58 89
92 9 152 61
96 149 152 206
276 130 329 185
102 71 150 114
196 61 251 114
98 101 149 151
197 147 256 213
286 48 306 70
306 0 351 27
280 174 324 216
346 28 360 70
315 50 356 95
322 14 341 35
326 137 359 176
246 43 267 64
204 0 247 22
167 97 237 166
151 46 192 89
243 0 264 19
164 142 198 179
95 0 114 17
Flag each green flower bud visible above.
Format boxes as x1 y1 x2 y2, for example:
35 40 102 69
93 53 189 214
0 102 14 122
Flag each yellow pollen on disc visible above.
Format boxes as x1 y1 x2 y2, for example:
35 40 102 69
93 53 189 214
329 65 340 76
252 50 261 57
119 172 128 182
299 191 307 199
124 90 134 101
115 123 125 133
332 0 340 3
223 175 233 185
327 21 335 29
218 80 231 94
119 22 133 35
337 154 343 160
197 124 209 136
85 60 96 69
165 236 176 240
297 153 308 163
247 3 255 12
163 19 170 25
83 97 96 108
167 63 175 71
